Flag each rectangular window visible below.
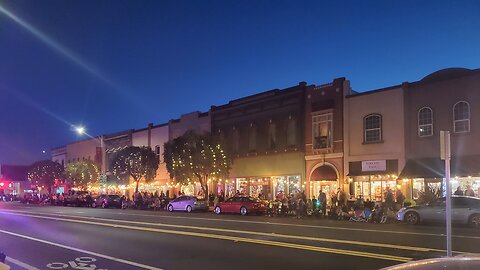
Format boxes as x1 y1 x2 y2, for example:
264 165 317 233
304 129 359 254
364 114 382 143
312 113 333 149
268 122 276 149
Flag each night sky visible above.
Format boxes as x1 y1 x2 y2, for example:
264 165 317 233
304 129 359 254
1 0 479 165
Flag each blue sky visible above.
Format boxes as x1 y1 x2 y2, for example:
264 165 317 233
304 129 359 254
1 0 479 165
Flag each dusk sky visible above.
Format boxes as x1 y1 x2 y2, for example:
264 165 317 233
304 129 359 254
1 0 479 165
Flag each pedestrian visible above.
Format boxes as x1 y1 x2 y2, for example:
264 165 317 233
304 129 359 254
454 186 463 196
318 190 327 217
395 189 405 210
385 188 394 211
465 185 475 197
477 187 480 198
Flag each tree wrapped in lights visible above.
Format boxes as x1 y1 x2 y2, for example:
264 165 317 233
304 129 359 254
164 130 232 196
66 160 100 189
27 160 65 191
112 146 159 193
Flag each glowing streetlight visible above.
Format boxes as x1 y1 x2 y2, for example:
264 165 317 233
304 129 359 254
75 126 86 135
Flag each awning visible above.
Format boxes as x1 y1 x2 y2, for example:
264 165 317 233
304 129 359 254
310 165 337 181
398 155 480 179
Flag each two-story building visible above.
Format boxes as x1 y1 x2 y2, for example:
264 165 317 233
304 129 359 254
399 68 480 198
211 83 306 199
344 85 406 201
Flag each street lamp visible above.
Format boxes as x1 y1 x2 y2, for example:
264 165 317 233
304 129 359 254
73 125 106 175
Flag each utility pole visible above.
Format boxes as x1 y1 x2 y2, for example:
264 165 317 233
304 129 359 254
440 130 452 257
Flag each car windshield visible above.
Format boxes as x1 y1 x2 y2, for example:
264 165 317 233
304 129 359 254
108 195 120 199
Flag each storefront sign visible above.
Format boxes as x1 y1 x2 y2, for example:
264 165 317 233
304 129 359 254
362 160 386 172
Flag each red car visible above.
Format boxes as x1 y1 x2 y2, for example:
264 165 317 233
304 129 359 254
214 196 267 215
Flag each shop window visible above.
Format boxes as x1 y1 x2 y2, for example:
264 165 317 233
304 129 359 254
453 101 470 133
155 145 161 162
236 178 248 195
268 121 276 150
287 116 297 147
313 113 333 149
287 175 301 194
248 124 256 151
418 107 433 137
364 114 382 143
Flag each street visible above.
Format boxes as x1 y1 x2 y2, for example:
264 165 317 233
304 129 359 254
0 203 479 270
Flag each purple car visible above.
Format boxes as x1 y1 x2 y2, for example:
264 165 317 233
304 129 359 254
167 196 208 213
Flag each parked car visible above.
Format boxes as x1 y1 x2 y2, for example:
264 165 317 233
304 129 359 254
397 196 480 227
167 196 208 212
214 196 267 215
63 191 90 207
92 194 122 209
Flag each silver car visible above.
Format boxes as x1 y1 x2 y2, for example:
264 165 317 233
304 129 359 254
397 196 480 227
167 195 208 213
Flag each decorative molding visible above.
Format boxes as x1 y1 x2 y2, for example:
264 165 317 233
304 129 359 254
305 152 343 160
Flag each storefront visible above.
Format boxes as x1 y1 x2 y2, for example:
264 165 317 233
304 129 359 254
348 159 400 201
225 152 305 200
399 156 480 200
223 175 302 199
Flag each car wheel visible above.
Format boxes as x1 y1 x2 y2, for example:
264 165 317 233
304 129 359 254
186 205 192 213
469 214 480 228
214 206 221 214
92 202 97 208
240 206 248 216
405 211 420 225
168 205 174 212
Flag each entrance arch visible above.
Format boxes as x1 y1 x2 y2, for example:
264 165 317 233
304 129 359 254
308 162 339 200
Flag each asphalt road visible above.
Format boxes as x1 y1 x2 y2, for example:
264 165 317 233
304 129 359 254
0 202 479 270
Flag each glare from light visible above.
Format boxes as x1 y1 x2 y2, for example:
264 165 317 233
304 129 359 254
75 126 86 135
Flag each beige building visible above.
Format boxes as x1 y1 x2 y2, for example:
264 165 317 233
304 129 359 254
132 123 170 193
65 138 102 165
344 86 407 201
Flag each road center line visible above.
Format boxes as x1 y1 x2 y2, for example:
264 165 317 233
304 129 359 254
0 229 164 270
0 210 442 253
0 211 412 262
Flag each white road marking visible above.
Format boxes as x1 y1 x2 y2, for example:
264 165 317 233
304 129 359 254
0 229 164 270
5 256 40 270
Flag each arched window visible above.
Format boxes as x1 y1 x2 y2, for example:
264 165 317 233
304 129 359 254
453 101 470 133
364 114 382 143
418 107 433 137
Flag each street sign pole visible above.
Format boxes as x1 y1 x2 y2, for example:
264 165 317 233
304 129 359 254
440 130 452 257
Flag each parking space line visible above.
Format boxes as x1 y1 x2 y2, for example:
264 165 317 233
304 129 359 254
0 229 164 270
0 212 412 262
5 256 40 270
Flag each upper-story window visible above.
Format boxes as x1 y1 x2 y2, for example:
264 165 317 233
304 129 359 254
453 101 470 133
418 107 433 137
364 114 382 143
248 123 257 151
313 113 333 149
232 127 239 153
287 116 297 147
268 121 276 150
155 145 161 162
